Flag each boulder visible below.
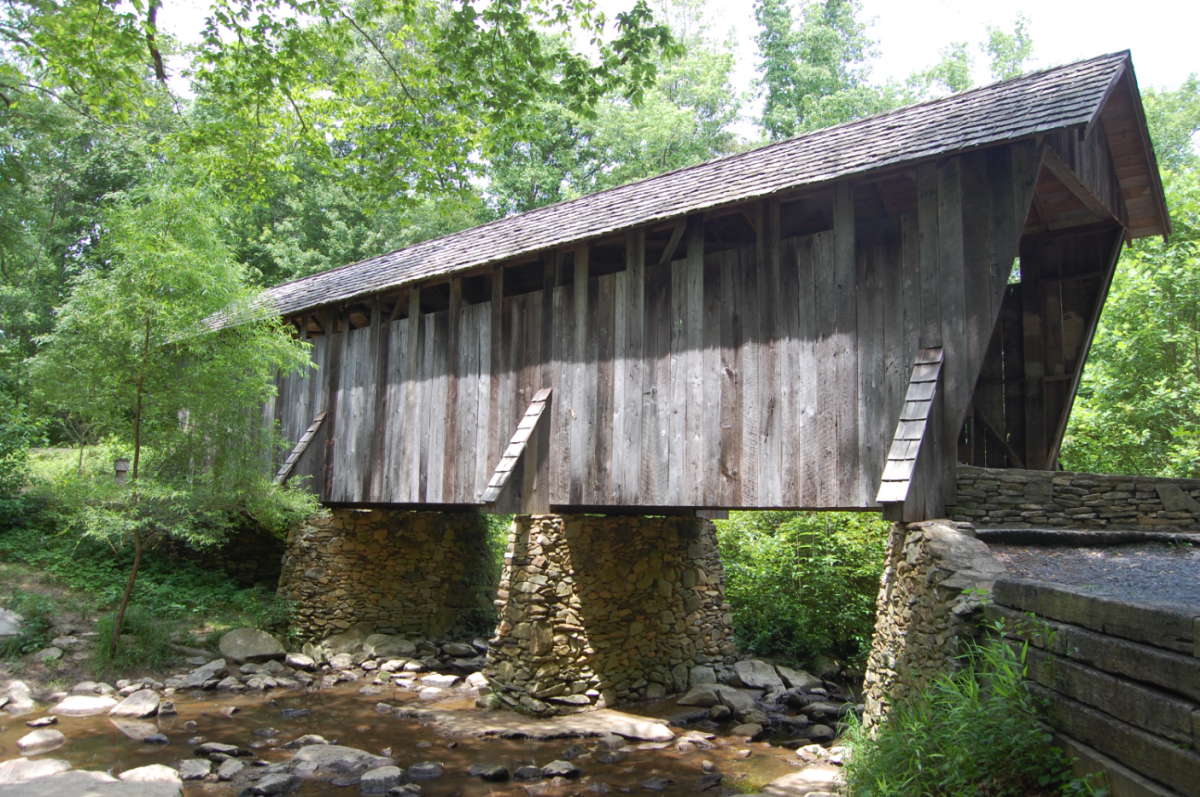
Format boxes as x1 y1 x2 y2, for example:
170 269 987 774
441 642 476 658
218 628 285 663
178 760 211 780
240 773 298 795
467 764 509 781
734 660 784 690
119 765 181 784
71 681 101 695
32 647 62 662
762 765 843 796
676 685 723 707
0 758 71 783
0 769 183 797
364 634 416 658
689 666 717 685
731 723 765 740
541 761 581 779
329 653 354 670
419 674 459 689
775 665 822 691
358 766 408 794
53 694 119 717
16 729 66 755
184 659 228 688
285 652 316 671
110 719 159 741
110 690 160 718
216 759 245 781
322 627 371 655
291 744 396 779
5 681 35 715
0 609 22 638
406 762 444 780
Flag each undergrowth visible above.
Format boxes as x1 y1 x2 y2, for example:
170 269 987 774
843 629 1107 797
93 605 176 674
715 511 890 672
0 588 56 657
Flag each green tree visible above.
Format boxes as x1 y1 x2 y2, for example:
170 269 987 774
32 174 311 650
983 14 1034 81
754 0 886 139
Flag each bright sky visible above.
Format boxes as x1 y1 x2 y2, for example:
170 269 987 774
159 0 1199 107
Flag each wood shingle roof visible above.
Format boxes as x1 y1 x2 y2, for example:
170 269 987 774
263 50 1161 319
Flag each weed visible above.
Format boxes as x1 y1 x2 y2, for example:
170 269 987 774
93 606 176 674
0 588 57 658
843 630 1109 797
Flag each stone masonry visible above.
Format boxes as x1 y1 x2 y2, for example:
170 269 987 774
861 519 1008 726
278 509 494 640
484 514 738 715
954 465 1200 531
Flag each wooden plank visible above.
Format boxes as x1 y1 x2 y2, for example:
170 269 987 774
519 293 546 511
485 269 505 505
274 412 328 484
379 314 407 499
569 243 590 506
612 268 628 502
703 249 722 506
881 218 908 495
757 201 782 507
959 151 993 401
594 273 615 503
442 278 462 502
1021 240 1048 470
812 226 837 507
936 157 966 506
482 388 552 502
659 222 686 265
642 262 672 504
668 255 687 504
856 219 886 506
620 231 645 503
403 291 423 502
917 162 942 348
877 348 944 508
685 215 706 506
718 249 744 507
797 235 821 507
740 207 761 506
464 303 488 502
833 181 859 507
506 294 529 506
533 256 556 509
551 285 572 504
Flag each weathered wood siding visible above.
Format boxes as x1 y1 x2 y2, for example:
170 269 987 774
274 143 1041 511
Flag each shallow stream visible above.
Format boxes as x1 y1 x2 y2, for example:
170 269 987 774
0 678 813 795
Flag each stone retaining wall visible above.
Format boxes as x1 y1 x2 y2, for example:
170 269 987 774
953 465 1200 531
988 579 1200 797
278 509 494 641
484 514 738 715
861 520 1008 725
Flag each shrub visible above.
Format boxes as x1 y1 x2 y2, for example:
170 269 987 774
93 605 175 674
714 511 890 670
0 396 44 525
843 631 1106 797
0 588 56 658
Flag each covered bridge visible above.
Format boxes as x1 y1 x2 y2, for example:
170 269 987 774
268 53 1170 710
266 50 1168 523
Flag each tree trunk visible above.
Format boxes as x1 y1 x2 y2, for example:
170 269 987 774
111 313 152 656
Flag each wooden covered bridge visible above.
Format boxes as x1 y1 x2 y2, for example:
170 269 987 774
265 52 1169 711
266 50 1168 523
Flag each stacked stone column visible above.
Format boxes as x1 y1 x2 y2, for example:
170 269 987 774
278 509 494 640
484 514 738 715
861 520 1008 727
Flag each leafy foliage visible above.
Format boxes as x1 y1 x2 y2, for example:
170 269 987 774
0 588 56 658
0 395 43 522
844 631 1104 797
714 511 889 670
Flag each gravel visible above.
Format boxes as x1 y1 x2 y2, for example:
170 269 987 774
990 540 1200 608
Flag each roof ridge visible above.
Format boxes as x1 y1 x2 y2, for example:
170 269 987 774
265 51 1131 298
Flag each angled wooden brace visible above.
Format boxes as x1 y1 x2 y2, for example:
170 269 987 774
274 411 327 485
877 348 943 517
482 388 552 504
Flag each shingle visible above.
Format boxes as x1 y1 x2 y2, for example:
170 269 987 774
263 51 1129 318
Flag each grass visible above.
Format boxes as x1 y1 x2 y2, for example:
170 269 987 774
0 588 57 657
843 629 1107 797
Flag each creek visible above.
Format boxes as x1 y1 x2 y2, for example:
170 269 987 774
0 676 825 795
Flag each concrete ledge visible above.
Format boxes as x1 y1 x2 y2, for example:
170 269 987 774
1055 732 1183 797
994 578 1197 655
1025 646 1196 748
1030 686 1200 797
987 605 1200 703
977 528 1200 546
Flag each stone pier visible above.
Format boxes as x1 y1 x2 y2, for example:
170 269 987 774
861 520 1008 726
484 514 738 715
278 509 495 640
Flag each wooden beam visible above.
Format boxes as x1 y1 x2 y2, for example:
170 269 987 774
878 348 944 510
482 388 552 503
973 404 1024 469
658 222 686 265
274 412 327 485
1042 147 1122 227
874 181 896 217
